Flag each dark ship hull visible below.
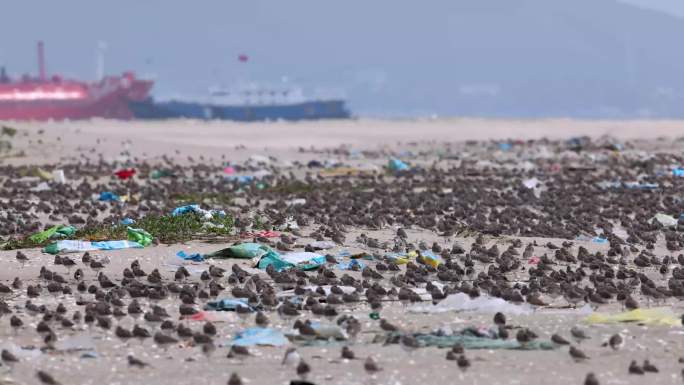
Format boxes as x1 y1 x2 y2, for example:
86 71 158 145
129 98 351 121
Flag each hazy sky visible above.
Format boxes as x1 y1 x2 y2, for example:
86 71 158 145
621 0 684 16
1 0 683 117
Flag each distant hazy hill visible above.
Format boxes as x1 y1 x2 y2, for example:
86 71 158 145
350 0 684 118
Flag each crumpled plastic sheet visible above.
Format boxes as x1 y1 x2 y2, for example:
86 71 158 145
258 251 326 272
55 334 97 352
584 307 681 326
171 204 226 219
652 213 678 227
43 240 143 254
336 259 366 270
177 250 205 262
410 293 533 315
205 298 254 312
308 240 336 250
385 331 556 350
231 327 288 347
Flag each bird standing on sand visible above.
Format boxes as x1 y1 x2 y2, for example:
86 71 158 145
1 349 18 363
341 346 355 360
128 355 149 368
297 360 311 380
569 346 589 362
551 334 570 345
227 373 243 385
628 360 644 375
364 356 382 375
584 373 599 385
608 333 623 351
37 370 60 385
571 326 590 343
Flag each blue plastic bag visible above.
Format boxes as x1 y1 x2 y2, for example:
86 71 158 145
337 259 366 270
43 240 143 254
231 327 288 347
205 298 253 312
98 191 120 202
388 158 410 172
177 250 205 262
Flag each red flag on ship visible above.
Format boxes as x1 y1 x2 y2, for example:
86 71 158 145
238 54 249 62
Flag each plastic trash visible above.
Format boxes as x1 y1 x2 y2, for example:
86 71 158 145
120 218 136 225
624 182 659 190
498 142 512 151
171 204 226 219
127 227 153 247
575 235 608 244
29 224 76 243
32 167 53 180
30 181 51 192
0 343 42 359
114 168 136 180
186 311 238 323
410 293 533 315
522 178 539 189
275 217 300 231
205 298 254 312
150 169 175 179
43 240 144 254
231 327 288 347
52 169 66 183
248 154 270 164
286 198 307 206
673 168 684 177
225 175 255 184
388 158 410 173
584 307 680 326
652 213 677 227
223 166 236 175
239 230 281 239
392 332 555 350
99 191 120 202
419 250 443 268
177 250 205 262
385 251 415 264
308 240 336 250
208 242 276 260
337 259 366 270
258 251 326 272
55 334 97 351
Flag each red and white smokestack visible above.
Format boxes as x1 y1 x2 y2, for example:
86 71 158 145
37 41 46 81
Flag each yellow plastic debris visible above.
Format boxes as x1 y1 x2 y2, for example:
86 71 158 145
584 307 681 326
31 167 53 180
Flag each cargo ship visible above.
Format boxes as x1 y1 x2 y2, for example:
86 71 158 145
130 85 351 121
0 42 153 121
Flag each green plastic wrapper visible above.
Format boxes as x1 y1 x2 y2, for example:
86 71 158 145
29 225 76 243
127 227 153 247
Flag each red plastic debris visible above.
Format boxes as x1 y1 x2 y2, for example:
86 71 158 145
239 230 281 239
114 168 136 180
528 256 540 265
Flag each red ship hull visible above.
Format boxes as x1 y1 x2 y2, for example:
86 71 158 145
0 73 153 121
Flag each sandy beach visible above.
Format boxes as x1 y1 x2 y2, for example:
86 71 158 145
0 119 683 385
